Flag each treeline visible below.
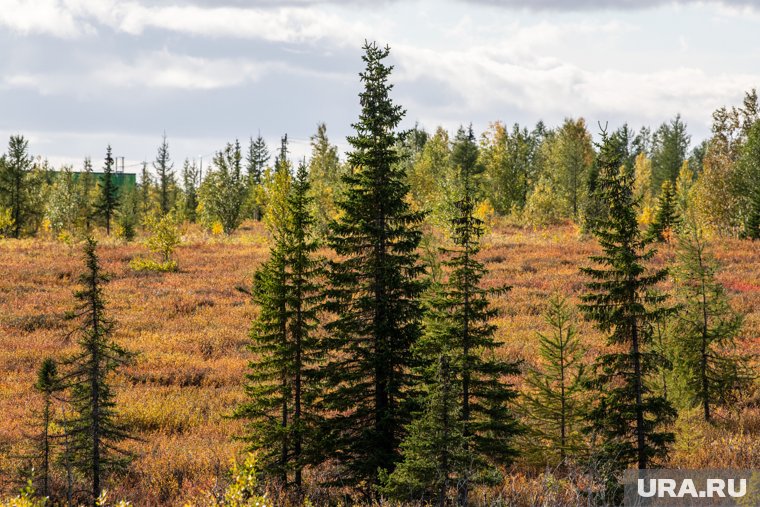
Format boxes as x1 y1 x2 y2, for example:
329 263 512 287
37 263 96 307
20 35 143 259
3 42 757 506
2 86 760 242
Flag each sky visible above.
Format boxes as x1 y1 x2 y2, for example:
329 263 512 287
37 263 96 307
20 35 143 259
1 0 759 173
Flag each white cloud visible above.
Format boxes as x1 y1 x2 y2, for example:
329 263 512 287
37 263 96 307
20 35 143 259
94 51 268 90
0 0 95 37
0 0 375 44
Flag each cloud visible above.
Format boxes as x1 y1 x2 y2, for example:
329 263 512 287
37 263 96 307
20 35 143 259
461 0 759 11
0 0 95 37
393 39 759 132
0 0 376 44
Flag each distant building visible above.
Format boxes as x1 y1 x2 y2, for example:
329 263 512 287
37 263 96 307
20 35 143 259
50 170 137 192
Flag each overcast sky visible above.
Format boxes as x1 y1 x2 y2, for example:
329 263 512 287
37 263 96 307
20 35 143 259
1 0 759 172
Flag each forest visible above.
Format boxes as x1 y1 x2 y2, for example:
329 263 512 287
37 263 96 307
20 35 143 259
0 42 759 506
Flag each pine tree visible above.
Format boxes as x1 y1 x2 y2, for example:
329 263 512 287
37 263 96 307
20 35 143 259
235 161 322 493
63 238 132 505
523 295 587 466
97 146 119 236
27 358 61 498
648 180 678 242
671 210 752 421
0 135 34 238
153 133 175 215
580 130 676 472
321 42 426 493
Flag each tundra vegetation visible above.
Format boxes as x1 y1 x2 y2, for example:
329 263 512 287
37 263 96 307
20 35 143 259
0 43 758 506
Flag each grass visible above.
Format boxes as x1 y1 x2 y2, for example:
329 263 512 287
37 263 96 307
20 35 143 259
0 220 757 505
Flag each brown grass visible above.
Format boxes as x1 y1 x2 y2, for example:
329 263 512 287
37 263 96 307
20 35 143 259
0 220 758 505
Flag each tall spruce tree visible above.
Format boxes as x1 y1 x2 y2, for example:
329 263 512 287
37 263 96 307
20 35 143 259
321 42 426 493
580 130 676 472
153 133 175 215
523 295 587 466
648 180 678 242
64 238 132 505
0 135 34 238
199 141 247 233
235 160 322 492
386 126 520 506
671 210 752 421
97 146 119 236
651 114 690 192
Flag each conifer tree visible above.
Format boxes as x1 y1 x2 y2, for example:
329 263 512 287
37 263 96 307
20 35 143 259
235 160 322 492
153 133 175 215
386 126 519 506
0 135 34 238
198 141 246 233
307 123 342 233
580 130 676 472
97 146 119 236
181 159 200 222
321 42 426 493
583 126 634 232
64 238 132 505
246 134 270 221
671 210 752 421
139 162 154 221
648 180 678 242
78 157 96 232
27 358 60 498
247 133 270 188
523 295 587 466
382 355 469 506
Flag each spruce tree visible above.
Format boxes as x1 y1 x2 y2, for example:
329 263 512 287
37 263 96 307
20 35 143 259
648 180 678 242
27 358 60 498
523 295 587 466
153 133 175 215
139 162 153 221
246 134 270 222
382 355 469 506
64 238 132 505
671 210 752 421
78 157 96 232
307 123 342 233
235 160 322 493
97 146 119 236
199 141 246 233
580 130 676 472
181 159 199 223
386 126 519 506
247 133 270 188
321 42 426 493
0 135 34 238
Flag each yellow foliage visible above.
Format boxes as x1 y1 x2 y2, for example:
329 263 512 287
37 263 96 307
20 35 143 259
0 207 13 238
211 221 224 236
638 204 654 226
474 199 496 233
